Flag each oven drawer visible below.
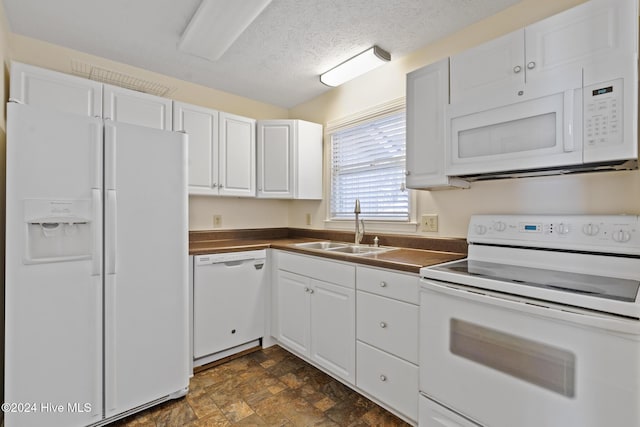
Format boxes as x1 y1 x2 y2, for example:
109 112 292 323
356 290 418 363
356 265 419 304
356 341 418 421
419 395 480 427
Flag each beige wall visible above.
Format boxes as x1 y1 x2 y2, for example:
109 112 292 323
10 34 293 231
5 0 639 235
288 0 640 238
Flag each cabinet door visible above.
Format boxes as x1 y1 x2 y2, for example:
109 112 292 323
257 120 294 198
406 59 468 190
295 120 323 200
276 270 311 356
523 0 626 96
450 29 524 108
174 102 219 195
310 280 355 385
219 112 256 197
103 84 172 130
10 61 102 117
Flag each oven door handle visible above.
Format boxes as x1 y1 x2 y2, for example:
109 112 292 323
421 279 640 336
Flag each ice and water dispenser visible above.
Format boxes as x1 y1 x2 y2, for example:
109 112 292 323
24 199 94 263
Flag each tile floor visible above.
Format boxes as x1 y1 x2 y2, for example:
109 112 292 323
112 345 410 426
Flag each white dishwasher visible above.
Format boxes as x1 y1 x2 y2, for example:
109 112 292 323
193 249 266 367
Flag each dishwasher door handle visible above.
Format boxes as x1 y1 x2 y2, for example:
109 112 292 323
223 260 245 267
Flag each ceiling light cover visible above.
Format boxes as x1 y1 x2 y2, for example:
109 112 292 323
179 0 272 61
320 46 391 87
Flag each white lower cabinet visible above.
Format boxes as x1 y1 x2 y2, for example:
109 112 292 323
357 341 418 421
276 270 311 355
275 252 355 384
356 265 420 423
273 253 420 424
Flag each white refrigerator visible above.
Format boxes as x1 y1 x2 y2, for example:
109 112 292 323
5 103 189 427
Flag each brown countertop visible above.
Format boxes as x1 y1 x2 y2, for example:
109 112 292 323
189 228 467 274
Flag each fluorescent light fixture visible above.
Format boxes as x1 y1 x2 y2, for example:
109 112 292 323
179 0 272 61
320 46 391 87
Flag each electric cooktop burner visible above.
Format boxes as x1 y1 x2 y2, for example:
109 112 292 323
433 259 640 302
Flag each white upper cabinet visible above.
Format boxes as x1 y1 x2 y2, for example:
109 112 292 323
450 30 525 109
257 120 323 199
103 84 172 130
450 0 634 111
175 104 257 197
219 112 256 197
406 59 469 190
10 61 102 117
527 0 637 89
173 102 219 195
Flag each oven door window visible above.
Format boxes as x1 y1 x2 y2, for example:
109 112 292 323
450 318 575 397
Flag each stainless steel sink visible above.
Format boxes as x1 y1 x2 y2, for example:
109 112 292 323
326 245 396 255
294 241 349 250
294 241 397 256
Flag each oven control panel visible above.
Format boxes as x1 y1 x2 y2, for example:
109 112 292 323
468 214 640 255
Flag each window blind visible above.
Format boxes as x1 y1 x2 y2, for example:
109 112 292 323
330 111 408 220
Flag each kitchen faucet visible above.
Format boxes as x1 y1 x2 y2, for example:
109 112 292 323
354 199 365 245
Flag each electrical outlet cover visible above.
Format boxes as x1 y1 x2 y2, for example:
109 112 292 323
422 214 438 232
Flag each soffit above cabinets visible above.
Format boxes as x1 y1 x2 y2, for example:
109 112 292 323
2 0 521 108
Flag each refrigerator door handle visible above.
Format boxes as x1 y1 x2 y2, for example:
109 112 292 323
106 189 117 274
105 273 118 414
91 122 102 189
105 122 116 190
91 188 102 276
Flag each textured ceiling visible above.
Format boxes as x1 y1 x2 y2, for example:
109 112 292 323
2 0 521 108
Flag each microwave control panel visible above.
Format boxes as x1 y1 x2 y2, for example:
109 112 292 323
584 78 622 148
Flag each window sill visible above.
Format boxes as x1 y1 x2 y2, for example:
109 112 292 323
324 219 418 234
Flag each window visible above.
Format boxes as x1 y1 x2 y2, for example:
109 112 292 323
330 111 408 221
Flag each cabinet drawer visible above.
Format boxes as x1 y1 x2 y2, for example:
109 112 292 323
356 266 419 304
356 341 418 422
356 291 418 364
278 251 355 288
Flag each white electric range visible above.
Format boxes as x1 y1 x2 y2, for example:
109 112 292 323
419 214 640 427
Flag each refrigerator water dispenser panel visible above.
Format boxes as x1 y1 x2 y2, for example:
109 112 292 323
24 199 93 263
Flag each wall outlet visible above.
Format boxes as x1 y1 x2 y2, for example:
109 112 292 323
213 214 222 228
421 214 439 232
305 213 312 226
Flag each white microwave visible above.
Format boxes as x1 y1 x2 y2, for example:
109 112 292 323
445 77 638 179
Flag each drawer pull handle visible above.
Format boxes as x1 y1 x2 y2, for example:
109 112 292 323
380 322 387 328
380 281 387 288
379 375 387 382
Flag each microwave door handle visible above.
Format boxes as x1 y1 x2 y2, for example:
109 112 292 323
563 89 575 152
